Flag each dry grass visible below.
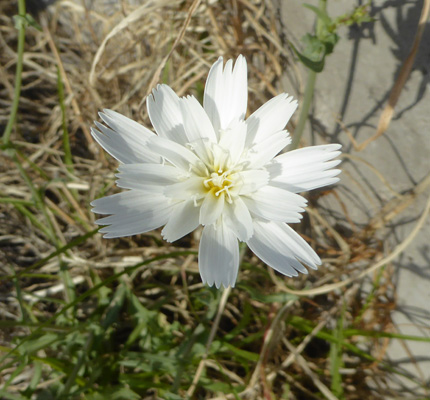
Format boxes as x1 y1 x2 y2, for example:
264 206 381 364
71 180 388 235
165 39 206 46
1 0 429 399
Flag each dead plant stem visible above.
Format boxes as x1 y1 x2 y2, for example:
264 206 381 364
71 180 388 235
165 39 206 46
283 193 430 296
186 286 231 398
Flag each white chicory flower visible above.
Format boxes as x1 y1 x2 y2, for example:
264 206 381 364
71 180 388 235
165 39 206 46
91 55 341 289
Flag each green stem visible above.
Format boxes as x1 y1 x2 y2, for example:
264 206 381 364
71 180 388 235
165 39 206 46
0 197 33 206
12 268 28 323
59 260 76 310
290 69 317 150
291 0 327 150
14 203 52 238
57 68 74 173
2 0 26 146
316 0 327 38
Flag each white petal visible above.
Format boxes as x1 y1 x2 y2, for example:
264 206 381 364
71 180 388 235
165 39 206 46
100 110 154 140
242 186 307 223
92 113 159 164
233 169 269 195
199 222 239 288
92 191 172 238
204 55 248 134
246 93 297 146
161 199 200 242
147 136 202 172
275 144 341 166
279 223 321 267
199 191 225 226
224 197 253 241
247 220 321 276
246 131 291 169
164 176 206 201
180 95 217 144
116 163 181 191
91 190 144 214
218 120 247 166
269 144 342 192
204 57 223 134
147 84 188 145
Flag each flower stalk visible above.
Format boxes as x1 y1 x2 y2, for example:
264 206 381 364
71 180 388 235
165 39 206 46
291 0 328 150
291 69 317 150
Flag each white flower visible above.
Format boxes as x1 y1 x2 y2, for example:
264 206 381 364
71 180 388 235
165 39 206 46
91 55 341 289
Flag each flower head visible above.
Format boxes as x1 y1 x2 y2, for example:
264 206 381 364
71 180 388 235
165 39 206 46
91 55 341 289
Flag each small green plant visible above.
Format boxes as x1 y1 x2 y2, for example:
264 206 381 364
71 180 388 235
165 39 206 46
291 0 373 148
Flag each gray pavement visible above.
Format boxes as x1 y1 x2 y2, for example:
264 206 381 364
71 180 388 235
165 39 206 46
276 0 430 396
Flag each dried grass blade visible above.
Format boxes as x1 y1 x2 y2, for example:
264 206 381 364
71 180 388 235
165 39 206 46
283 193 430 296
89 0 178 86
145 0 202 97
357 0 430 151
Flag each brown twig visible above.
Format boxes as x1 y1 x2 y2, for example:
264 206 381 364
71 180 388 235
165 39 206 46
352 0 430 151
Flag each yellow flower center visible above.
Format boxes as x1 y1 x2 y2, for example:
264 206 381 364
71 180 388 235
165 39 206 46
203 171 234 203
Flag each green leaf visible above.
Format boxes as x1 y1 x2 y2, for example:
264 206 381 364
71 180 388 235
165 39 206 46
13 14 42 31
289 39 325 73
301 33 325 60
192 287 220 319
120 352 179 375
158 391 184 400
27 360 42 392
20 333 59 355
322 31 339 56
218 342 259 362
201 379 242 394
334 3 374 28
2 357 27 391
110 387 141 400
330 306 345 398
57 68 73 173
0 390 27 400
13 15 26 30
343 329 430 342
303 3 332 27
119 372 166 389
101 283 127 329
85 387 141 400
238 282 298 303
33 356 69 372
25 13 42 31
